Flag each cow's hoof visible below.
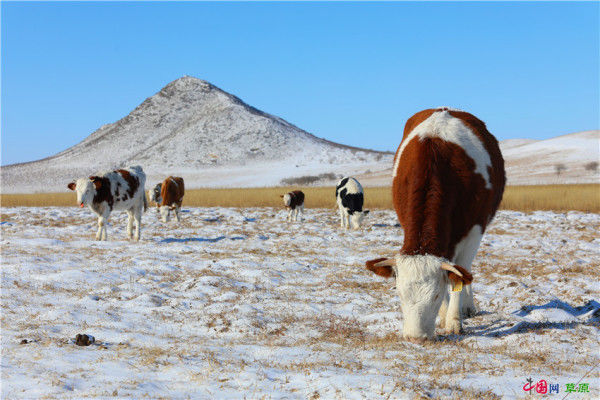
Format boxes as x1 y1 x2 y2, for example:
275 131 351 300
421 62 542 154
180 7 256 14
405 337 426 344
444 319 462 335
462 306 477 318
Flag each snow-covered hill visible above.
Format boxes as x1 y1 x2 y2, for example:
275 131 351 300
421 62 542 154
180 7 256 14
1 76 597 193
499 130 599 185
0 76 392 193
356 130 599 187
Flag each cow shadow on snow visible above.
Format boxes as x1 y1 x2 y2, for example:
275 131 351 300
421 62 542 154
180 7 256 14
447 299 600 340
160 236 227 244
159 235 247 244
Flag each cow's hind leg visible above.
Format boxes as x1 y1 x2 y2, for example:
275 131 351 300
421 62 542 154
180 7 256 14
98 215 109 241
133 206 142 241
174 205 181 222
96 216 104 241
160 206 170 223
126 210 134 239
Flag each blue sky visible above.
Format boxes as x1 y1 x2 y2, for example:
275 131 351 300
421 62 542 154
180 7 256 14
1 1 598 165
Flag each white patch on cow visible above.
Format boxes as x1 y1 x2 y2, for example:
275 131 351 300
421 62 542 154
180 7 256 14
160 206 171 223
349 211 369 230
283 193 292 207
338 177 362 194
452 224 483 267
434 106 464 112
393 254 449 339
73 178 96 207
393 109 492 189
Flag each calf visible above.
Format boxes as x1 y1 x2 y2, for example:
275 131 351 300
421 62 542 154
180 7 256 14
149 176 185 222
336 177 370 229
68 165 147 241
280 190 305 222
366 108 505 340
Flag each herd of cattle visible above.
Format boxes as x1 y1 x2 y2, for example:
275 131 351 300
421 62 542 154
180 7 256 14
67 107 506 341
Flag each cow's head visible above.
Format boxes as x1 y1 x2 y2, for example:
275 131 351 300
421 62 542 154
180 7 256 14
68 177 102 208
350 209 370 229
149 183 162 204
281 193 292 207
366 254 472 340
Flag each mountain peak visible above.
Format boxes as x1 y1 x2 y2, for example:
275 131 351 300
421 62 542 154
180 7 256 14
1 76 390 193
158 75 217 99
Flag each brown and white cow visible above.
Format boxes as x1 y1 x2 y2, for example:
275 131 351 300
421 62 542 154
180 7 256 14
366 107 505 340
68 165 147 241
280 190 305 222
148 176 185 222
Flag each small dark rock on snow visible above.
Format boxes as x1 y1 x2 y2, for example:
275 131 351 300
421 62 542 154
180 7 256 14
75 334 95 346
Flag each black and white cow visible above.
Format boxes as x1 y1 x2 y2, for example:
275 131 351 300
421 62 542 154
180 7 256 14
336 177 369 229
68 165 147 241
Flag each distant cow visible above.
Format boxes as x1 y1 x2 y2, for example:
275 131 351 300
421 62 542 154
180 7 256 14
280 190 305 222
149 176 185 222
366 108 505 340
336 177 369 229
68 165 147 241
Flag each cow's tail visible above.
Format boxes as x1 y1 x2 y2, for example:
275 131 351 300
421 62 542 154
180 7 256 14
143 192 148 212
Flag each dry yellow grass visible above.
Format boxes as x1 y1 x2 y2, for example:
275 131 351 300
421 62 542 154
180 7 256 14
1 184 598 212
499 184 599 213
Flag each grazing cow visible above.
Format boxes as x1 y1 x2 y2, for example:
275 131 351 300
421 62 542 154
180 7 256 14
148 176 185 222
366 107 505 340
336 177 370 229
280 190 305 222
68 165 147 241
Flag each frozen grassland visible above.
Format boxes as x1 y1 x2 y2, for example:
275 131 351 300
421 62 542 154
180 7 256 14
1 207 599 399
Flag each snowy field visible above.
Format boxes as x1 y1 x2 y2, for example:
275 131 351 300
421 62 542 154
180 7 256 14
1 207 599 399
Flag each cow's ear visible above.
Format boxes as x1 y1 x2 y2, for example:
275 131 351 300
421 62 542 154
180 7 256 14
441 263 473 285
67 182 76 191
366 257 395 278
363 210 370 215
89 176 102 190
279 195 284 198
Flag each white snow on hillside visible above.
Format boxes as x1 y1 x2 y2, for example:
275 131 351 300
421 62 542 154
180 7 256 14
1 207 599 398
0 76 392 193
357 130 599 187
0 75 597 192
499 130 599 185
